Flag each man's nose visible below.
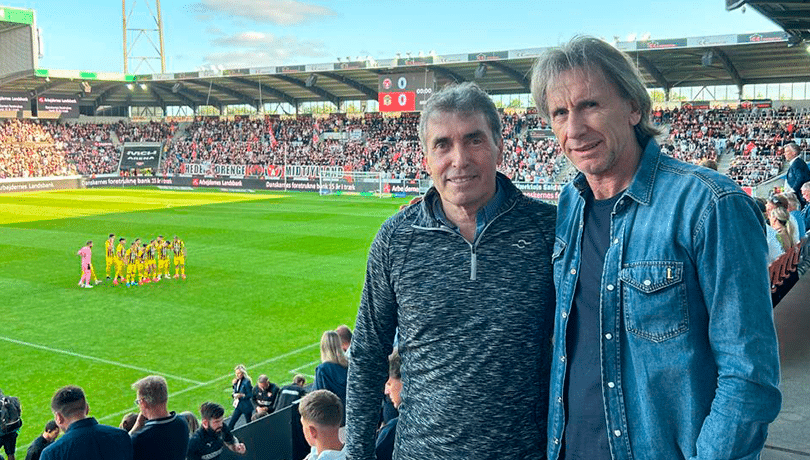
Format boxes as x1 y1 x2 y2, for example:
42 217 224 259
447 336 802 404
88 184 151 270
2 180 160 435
566 111 587 138
449 143 470 167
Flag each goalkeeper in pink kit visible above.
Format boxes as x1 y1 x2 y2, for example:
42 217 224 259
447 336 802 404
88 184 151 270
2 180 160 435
77 241 94 288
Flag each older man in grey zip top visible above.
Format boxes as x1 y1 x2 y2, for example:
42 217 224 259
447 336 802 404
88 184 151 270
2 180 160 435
345 82 556 460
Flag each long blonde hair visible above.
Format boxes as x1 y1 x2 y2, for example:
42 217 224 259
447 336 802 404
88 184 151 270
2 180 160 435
769 207 795 251
234 364 252 383
320 330 348 367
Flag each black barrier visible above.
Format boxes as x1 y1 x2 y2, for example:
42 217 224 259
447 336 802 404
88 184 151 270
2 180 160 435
227 405 294 460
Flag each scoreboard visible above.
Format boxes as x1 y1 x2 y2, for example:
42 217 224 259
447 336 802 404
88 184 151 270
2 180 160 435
378 71 435 112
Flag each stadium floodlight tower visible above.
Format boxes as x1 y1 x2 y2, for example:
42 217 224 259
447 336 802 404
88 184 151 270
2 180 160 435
121 0 166 74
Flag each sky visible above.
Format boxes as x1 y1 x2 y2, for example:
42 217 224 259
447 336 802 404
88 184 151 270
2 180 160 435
5 0 780 75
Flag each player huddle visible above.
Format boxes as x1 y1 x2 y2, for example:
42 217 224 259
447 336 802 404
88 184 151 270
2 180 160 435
99 234 186 287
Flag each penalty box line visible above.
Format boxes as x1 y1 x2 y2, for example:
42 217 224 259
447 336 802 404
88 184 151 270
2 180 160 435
96 341 320 423
0 335 203 385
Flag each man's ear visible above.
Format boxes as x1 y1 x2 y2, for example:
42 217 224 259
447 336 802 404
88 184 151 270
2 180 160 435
307 423 319 440
54 411 68 431
629 100 642 126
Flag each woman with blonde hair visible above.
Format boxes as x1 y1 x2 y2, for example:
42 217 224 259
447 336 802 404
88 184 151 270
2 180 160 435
227 364 253 430
314 330 349 421
769 207 796 252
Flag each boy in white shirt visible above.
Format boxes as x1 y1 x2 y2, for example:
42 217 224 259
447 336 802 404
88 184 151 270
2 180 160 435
299 390 345 460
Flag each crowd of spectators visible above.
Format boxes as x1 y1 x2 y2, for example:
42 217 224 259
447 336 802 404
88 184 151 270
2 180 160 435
163 112 565 182
5 105 810 187
0 119 77 178
653 105 810 186
115 120 177 143
0 119 124 177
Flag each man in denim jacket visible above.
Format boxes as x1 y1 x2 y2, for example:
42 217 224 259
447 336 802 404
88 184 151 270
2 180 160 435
530 36 781 460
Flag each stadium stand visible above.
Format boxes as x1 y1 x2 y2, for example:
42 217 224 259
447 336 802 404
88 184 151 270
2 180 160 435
3 106 810 189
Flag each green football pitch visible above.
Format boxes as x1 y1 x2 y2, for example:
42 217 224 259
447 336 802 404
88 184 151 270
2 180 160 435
0 187 409 447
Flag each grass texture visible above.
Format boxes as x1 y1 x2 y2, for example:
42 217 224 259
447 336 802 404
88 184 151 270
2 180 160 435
0 188 408 447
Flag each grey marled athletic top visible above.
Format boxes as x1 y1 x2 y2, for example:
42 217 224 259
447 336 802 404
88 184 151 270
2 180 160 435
346 174 556 460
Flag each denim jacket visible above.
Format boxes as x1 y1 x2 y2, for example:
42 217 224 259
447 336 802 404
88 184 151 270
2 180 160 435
549 139 781 460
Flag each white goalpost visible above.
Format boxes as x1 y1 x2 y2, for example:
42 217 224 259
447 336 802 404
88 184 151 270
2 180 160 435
318 170 385 197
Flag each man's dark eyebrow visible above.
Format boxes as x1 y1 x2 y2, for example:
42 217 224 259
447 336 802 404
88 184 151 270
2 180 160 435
575 99 598 110
432 135 450 147
462 129 486 141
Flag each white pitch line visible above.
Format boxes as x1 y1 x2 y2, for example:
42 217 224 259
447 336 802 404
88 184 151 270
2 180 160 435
97 341 320 423
289 359 320 373
0 335 203 384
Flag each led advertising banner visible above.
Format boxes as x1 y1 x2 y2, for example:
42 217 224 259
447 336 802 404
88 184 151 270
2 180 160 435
119 144 162 171
37 96 80 118
0 92 30 112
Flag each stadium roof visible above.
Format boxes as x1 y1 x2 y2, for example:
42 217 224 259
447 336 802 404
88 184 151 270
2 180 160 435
727 1 810 42
2 30 810 115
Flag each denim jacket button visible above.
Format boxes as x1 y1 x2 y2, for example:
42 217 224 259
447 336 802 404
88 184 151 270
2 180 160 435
608 381 615 388
613 238 619 244
553 437 560 445
561 312 568 319
570 269 577 275
643 279 652 286
560 355 566 362
607 284 615 291
605 333 613 340
557 397 563 404
614 430 622 437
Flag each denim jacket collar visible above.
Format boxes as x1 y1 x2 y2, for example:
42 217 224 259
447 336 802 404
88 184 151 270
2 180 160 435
572 138 660 207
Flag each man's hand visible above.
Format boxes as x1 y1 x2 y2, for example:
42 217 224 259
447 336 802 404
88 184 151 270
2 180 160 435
129 412 147 435
228 441 247 455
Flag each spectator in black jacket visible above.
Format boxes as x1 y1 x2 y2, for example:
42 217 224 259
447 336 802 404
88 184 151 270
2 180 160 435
24 421 58 460
274 375 308 412
251 375 279 419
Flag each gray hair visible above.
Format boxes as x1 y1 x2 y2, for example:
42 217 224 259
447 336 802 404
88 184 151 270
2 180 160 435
132 375 168 406
530 35 660 141
785 142 799 155
782 191 800 210
417 82 502 151
802 182 810 192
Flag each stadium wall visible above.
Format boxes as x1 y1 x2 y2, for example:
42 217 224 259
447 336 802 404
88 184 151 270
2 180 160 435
0 175 83 194
0 174 562 202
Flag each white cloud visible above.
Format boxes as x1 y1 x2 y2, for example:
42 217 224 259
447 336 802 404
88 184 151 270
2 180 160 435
190 0 335 25
205 26 225 36
205 31 328 67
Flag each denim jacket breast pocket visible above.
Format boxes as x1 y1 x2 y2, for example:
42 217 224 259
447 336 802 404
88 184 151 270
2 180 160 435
619 261 689 343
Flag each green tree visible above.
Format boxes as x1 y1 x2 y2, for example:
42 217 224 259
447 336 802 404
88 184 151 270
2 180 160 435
650 90 666 103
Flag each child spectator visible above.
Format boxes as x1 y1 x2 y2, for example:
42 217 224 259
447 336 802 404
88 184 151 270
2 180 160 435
298 390 345 460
